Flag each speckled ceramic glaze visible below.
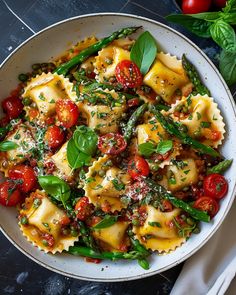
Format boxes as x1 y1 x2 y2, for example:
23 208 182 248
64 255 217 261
0 13 236 282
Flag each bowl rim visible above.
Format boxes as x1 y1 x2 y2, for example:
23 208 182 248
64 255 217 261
0 12 236 282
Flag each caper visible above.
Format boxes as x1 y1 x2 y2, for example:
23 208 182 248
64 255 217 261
71 229 78 237
153 200 159 208
18 73 28 82
182 106 188 113
132 219 140 226
20 216 28 225
22 97 32 106
193 227 200 234
32 63 41 70
48 62 56 70
155 174 163 181
186 217 194 226
182 186 190 192
42 239 49 246
98 170 105 177
91 171 97 177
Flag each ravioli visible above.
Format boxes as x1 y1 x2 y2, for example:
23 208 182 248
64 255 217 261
19 190 79 253
133 206 186 252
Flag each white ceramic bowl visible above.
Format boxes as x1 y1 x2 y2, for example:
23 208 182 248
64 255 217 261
0 13 236 282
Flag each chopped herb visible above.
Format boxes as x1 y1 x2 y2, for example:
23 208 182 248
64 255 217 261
49 99 55 103
200 121 211 128
39 93 46 101
148 221 162 228
184 169 190 175
196 112 201 120
112 179 125 191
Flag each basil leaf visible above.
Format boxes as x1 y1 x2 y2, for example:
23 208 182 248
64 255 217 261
138 142 156 157
130 31 157 75
222 12 236 24
38 175 70 207
219 50 236 86
156 140 173 155
92 215 118 230
67 138 91 170
111 179 125 191
0 140 19 151
73 125 98 156
148 221 162 228
186 12 220 21
166 14 212 38
223 0 236 13
210 20 236 52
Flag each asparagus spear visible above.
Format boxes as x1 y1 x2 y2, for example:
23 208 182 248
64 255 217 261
130 237 150 270
55 26 141 76
182 54 211 96
78 221 98 250
68 246 149 261
207 159 233 175
124 103 148 142
151 106 220 157
145 178 210 222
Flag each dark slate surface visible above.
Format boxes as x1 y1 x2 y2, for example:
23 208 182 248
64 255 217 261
0 1 235 294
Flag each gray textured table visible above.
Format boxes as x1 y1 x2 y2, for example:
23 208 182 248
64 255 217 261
0 1 235 294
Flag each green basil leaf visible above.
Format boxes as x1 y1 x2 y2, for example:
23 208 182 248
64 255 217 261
222 12 236 24
186 12 220 21
92 215 118 230
111 179 125 191
0 140 19 151
148 221 162 228
67 138 91 170
166 14 212 38
156 140 173 155
138 142 156 157
38 175 70 206
219 50 236 86
73 125 98 156
223 0 236 13
210 20 236 52
130 31 157 75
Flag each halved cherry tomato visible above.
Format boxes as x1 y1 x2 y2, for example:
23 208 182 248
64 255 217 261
213 0 226 8
98 133 127 155
56 99 79 128
0 181 21 206
193 196 219 218
127 98 140 108
203 173 228 199
128 155 150 180
9 165 37 193
2 96 23 119
75 197 93 221
182 0 212 14
115 60 143 88
45 125 65 149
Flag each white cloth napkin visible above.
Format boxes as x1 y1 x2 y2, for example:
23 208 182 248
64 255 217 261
170 201 236 295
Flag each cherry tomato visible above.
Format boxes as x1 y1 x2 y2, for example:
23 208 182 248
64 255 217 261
28 108 39 120
182 0 212 14
98 133 127 155
56 99 79 128
213 0 226 8
127 98 140 108
193 196 219 218
2 96 23 119
75 197 93 221
60 215 71 226
45 125 65 149
128 155 150 180
203 173 228 199
8 165 37 193
115 60 143 88
0 181 21 206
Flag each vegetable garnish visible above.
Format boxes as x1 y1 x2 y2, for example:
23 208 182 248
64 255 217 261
0 27 231 269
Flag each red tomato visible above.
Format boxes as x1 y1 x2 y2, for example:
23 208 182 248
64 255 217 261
85 257 101 264
128 155 150 180
182 0 212 14
28 108 39 120
45 125 65 149
193 196 219 218
0 181 21 206
60 215 71 226
213 0 226 8
56 99 79 128
115 60 143 88
203 173 228 199
8 165 37 193
162 200 173 212
2 96 23 119
98 133 127 155
75 197 93 221
127 98 140 108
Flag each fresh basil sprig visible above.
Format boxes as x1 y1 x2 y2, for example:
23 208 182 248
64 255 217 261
138 140 173 157
166 0 236 85
38 175 71 207
92 215 118 230
0 140 19 151
130 31 157 75
67 125 98 171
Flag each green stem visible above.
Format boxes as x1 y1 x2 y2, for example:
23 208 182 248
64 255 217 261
55 26 141 76
207 159 233 175
145 178 210 222
124 103 148 142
